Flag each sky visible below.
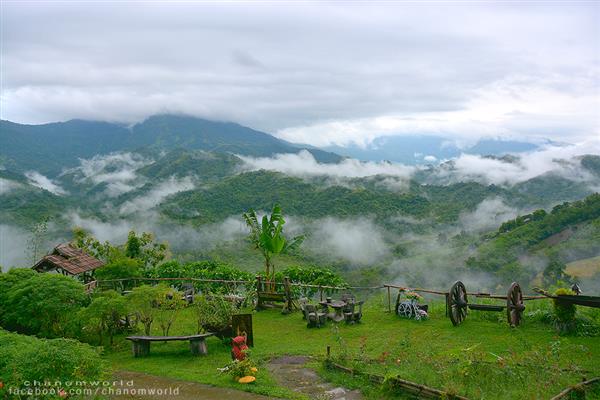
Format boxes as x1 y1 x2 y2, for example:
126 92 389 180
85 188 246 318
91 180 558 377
1 1 599 148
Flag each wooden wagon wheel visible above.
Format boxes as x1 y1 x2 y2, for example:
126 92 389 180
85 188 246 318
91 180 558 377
449 281 468 326
506 282 525 327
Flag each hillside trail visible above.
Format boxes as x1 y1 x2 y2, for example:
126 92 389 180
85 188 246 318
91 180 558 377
267 355 363 400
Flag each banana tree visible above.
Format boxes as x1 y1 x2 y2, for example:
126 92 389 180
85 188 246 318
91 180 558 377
243 204 304 289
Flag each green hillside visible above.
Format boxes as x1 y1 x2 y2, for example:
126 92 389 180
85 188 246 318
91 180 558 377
0 115 341 176
0 178 71 225
466 193 600 282
137 148 242 181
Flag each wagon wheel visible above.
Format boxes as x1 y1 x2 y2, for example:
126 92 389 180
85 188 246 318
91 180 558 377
449 281 468 326
506 282 525 327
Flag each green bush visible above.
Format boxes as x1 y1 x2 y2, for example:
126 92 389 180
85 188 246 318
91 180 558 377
126 284 172 335
146 260 253 294
1 273 87 337
195 294 240 335
274 266 348 297
78 290 128 346
553 288 577 334
0 330 107 399
0 268 37 316
553 288 577 321
95 257 143 291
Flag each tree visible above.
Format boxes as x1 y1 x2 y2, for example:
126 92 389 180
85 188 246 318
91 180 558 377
94 257 143 291
155 287 185 336
72 227 122 263
79 290 127 345
543 257 569 286
126 285 169 335
125 231 169 268
242 204 304 285
26 217 49 264
3 274 87 337
72 228 169 269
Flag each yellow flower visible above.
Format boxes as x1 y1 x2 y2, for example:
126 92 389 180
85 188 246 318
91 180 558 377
251 367 258 373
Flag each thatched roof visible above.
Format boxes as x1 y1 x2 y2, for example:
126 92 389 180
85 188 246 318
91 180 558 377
32 243 104 275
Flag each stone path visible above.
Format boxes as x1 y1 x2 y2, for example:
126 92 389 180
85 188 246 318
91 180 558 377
267 356 363 400
110 370 275 400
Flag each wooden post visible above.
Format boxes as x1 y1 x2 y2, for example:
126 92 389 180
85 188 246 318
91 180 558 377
326 345 331 359
132 340 150 357
387 285 391 313
189 338 208 356
445 293 449 317
319 286 323 302
232 314 254 347
256 276 262 310
283 276 291 314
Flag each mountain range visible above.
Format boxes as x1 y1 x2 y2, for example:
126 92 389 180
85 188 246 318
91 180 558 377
0 114 340 176
1 114 599 289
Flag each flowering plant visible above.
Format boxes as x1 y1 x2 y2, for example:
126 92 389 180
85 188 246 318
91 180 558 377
405 291 423 301
218 353 258 380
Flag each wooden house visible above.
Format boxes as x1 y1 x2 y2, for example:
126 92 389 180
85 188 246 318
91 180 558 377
32 243 104 282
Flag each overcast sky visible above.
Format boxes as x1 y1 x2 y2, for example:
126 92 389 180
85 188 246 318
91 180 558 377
1 1 598 147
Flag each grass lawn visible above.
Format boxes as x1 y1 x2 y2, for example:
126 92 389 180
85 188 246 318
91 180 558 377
104 295 600 400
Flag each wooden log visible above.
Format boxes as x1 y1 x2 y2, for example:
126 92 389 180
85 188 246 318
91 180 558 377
326 361 470 400
549 377 600 400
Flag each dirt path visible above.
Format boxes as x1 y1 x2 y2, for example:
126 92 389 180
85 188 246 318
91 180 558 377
110 371 275 400
267 356 363 400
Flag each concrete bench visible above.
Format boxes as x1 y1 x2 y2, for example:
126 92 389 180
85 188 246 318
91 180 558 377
126 333 214 357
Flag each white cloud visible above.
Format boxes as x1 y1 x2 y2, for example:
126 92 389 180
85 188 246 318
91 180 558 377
459 198 522 233
304 217 390 265
0 178 22 195
25 171 67 195
66 152 152 197
118 176 195 215
435 141 600 186
68 212 246 253
0 224 30 269
1 3 597 147
239 150 415 179
276 72 600 148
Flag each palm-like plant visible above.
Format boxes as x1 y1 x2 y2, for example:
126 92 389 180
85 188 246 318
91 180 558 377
243 204 304 286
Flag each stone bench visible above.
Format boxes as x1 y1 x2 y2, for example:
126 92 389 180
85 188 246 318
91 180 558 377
126 333 214 357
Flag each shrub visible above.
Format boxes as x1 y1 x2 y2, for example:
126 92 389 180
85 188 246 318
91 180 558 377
195 294 240 335
95 257 143 291
0 330 107 399
553 288 577 334
78 290 128 346
155 287 186 336
274 266 348 297
2 273 87 337
126 284 170 335
0 268 37 316
146 260 253 294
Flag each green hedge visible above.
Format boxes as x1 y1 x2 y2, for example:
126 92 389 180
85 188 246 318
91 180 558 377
0 330 107 399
